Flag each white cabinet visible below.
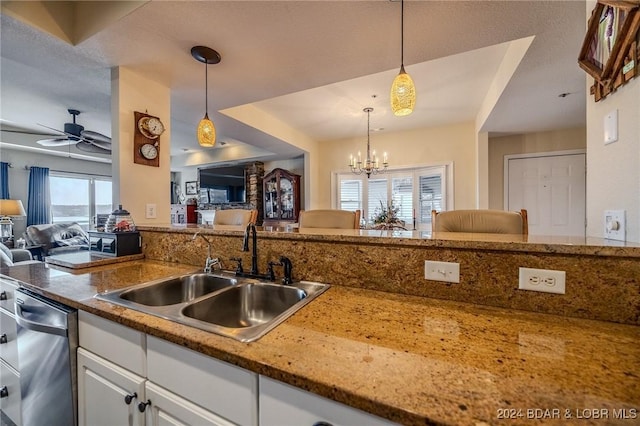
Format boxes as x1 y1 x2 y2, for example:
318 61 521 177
145 382 235 426
147 336 258 426
259 376 397 426
77 348 146 426
78 312 256 426
0 277 20 426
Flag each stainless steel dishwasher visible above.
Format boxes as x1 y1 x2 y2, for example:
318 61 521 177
14 288 78 426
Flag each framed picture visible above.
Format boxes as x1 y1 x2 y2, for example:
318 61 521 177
578 1 640 84
185 181 198 195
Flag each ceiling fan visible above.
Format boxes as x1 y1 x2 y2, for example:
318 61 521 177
37 109 111 154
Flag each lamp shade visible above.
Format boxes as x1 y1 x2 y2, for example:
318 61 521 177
0 199 26 217
197 113 216 147
390 65 416 116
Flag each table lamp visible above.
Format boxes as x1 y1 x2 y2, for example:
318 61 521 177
0 199 27 242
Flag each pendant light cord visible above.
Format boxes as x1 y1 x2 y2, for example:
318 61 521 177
204 62 209 115
401 0 404 66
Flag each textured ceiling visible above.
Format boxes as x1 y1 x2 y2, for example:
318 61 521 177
0 1 586 167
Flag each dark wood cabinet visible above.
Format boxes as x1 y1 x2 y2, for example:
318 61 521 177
263 168 300 226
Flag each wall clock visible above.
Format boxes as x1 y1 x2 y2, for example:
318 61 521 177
133 111 163 167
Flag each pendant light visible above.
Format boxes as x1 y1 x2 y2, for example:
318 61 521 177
390 0 416 116
191 46 221 147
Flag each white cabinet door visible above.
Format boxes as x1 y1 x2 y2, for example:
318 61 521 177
259 376 397 426
145 381 235 426
77 348 146 426
147 336 258 426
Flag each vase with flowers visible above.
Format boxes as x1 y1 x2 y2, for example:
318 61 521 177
371 200 407 230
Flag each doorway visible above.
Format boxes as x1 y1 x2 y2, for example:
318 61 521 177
504 150 586 237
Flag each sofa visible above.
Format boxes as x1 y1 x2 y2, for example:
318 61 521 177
0 242 40 267
23 222 90 257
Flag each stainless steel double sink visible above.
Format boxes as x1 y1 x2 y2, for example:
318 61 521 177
96 272 329 342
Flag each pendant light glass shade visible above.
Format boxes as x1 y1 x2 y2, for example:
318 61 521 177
197 113 216 147
391 65 416 117
390 0 416 116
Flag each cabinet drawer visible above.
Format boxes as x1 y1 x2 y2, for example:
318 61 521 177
79 311 146 376
259 376 396 426
147 336 258 426
0 278 19 314
0 310 18 370
0 359 21 426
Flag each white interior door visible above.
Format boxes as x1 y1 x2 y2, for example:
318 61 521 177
506 152 586 237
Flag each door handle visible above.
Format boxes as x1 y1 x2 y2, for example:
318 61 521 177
14 304 67 337
0 386 8 398
0 334 7 344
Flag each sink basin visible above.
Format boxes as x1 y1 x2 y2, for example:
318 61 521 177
96 272 329 342
119 273 237 306
182 283 306 328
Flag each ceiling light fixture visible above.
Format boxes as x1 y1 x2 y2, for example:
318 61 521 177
349 107 388 178
390 0 416 116
191 46 221 147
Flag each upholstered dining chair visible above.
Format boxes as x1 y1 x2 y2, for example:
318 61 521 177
298 209 361 229
212 209 258 227
431 209 528 234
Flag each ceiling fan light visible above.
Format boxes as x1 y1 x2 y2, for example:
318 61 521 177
391 66 416 117
197 113 216 147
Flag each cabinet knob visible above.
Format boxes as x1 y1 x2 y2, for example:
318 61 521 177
0 334 6 344
124 392 137 405
312 422 333 426
138 400 151 413
0 291 6 301
0 386 8 398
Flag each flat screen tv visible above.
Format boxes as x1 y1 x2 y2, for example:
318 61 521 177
198 165 246 203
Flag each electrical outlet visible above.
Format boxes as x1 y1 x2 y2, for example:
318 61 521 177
146 203 157 219
425 261 460 283
519 267 565 294
604 210 625 241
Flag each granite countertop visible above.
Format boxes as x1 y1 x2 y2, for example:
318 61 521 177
1 260 638 425
137 223 640 258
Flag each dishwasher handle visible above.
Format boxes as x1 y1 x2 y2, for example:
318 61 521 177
15 304 68 337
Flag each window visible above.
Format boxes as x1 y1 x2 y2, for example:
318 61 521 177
50 173 112 230
335 165 448 230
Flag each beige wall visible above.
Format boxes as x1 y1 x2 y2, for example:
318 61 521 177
314 121 478 210
111 66 171 225
488 127 587 209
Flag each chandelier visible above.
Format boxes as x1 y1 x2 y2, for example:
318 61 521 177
349 107 388 178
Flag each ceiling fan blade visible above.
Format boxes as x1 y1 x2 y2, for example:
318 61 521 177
36 123 66 135
37 138 77 147
76 141 111 154
81 130 111 144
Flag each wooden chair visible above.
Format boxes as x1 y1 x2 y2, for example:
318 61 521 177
298 209 361 229
431 209 528 234
213 209 258 227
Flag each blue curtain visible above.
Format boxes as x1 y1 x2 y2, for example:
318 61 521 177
27 166 51 225
0 162 9 199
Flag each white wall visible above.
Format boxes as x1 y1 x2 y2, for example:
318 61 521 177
585 1 640 242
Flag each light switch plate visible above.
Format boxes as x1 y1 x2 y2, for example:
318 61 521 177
424 260 460 283
604 210 625 241
604 109 618 144
146 203 157 219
